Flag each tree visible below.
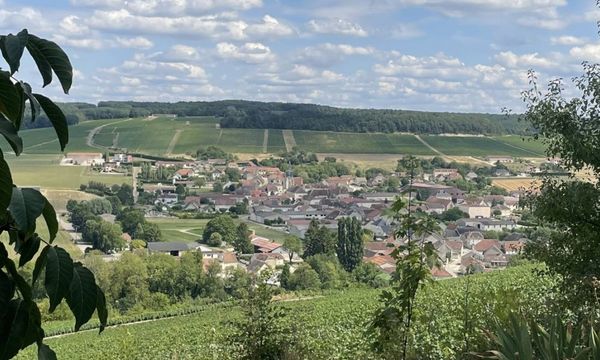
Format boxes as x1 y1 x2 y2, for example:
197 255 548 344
282 235 302 263
438 207 469 222
521 61 600 312
203 214 237 244
228 274 289 360
213 181 224 193
303 219 336 257
336 217 363 272
225 167 241 182
208 232 223 246
117 208 145 236
353 263 388 288
0 30 107 358
116 183 134 205
83 219 125 253
305 254 348 289
280 263 291 290
139 222 162 242
233 223 253 254
287 264 321 290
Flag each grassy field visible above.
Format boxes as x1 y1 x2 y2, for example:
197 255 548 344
420 135 544 157
148 217 288 243
492 178 540 191
5 154 131 190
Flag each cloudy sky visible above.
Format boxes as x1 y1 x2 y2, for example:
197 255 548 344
2 0 599 113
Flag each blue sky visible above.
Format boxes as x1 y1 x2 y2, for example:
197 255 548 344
1 0 599 113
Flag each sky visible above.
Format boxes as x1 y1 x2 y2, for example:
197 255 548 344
1 0 599 113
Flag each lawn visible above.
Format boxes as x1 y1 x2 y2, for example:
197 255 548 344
148 217 288 244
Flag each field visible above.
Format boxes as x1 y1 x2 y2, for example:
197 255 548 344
7 118 547 159
148 217 289 243
492 177 540 191
19 265 555 359
420 135 545 157
5 154 131 190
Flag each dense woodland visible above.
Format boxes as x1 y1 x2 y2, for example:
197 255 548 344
45 100 527 135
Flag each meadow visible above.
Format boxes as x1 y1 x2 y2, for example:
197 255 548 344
148 217 289 243
18 265 555 360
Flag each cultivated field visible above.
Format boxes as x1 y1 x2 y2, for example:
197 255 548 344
492 177 540 191
5 154 131 190
420 135 545 157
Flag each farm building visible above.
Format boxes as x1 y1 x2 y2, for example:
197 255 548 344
147 241 201 256
63 152 104 166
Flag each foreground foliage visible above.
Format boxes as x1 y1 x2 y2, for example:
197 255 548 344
17 265 556 360
0 30 106 359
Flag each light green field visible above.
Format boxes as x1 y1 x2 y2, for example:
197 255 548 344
492 135 547 157
420 135 544 157
148 217 288 243
267 129 286 154
5 154 131 190
292 130 435 155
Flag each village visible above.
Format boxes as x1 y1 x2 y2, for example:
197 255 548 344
58 149 555 285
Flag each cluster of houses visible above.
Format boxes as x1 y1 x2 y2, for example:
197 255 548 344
134 158 532 282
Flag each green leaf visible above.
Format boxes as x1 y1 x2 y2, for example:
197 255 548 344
4 258 31 301
0 72 22 125
17 235 40 267
96 285 108 333
41 198 58 242
0 150 13 211
66 263 98 331
0 269 15 318
32 245 49 285
21 300 43 352
17 82 40 122
0 30 28 75
0 116 23 155
25 35 72 94
44 246 73 312
0 299 28 360
33 94 68 151
9 187 46 235
37 343 57 360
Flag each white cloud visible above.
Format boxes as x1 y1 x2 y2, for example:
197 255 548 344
216 42 274 63
244 15 294 38
115 36 154 49
517 15 566 30
59 15 90 36
307 18 367 37
298 43 374 67
0 8 49 33
52 34 105 50
494 51 556 69
570 44 600 62
71 0 263 16
86 10 292 40
551 35 586 46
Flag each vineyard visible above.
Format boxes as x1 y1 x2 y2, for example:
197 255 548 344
18 265 556 360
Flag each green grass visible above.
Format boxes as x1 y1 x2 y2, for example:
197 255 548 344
267 129 286 154
492 135 547 157
292 130 434 155
420 135 543 157
148 217 288 243
217 128 265 153
5 154 131 190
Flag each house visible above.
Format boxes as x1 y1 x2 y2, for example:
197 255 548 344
492 204 512 217
502 240 526 255
458 204 491 218
473 239 502 256
111 153 133 164
446 240 463 259
63 152 104 166
147 242 201 256
247 253 285 273
457 218 517 231
494 169 511 177
155 193 179 206
431 267 454 279
251 236 284 254
363 255 396 274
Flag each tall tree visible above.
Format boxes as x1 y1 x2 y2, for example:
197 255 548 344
337 217 364 272
203 214 237 244
303 220 335 258
521 63 600 312
234 223 253 254
283 235 302 262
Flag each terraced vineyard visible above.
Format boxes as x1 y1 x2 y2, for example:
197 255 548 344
19 265 555 360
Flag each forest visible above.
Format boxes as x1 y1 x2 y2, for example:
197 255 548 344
45 100 526 135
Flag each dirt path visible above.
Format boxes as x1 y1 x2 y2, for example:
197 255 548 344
414 134 456 161
282 130 296 152
86 118 134 150
489 137 543 157
23 138 58 151
262 129 269 153
165 129 182 155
